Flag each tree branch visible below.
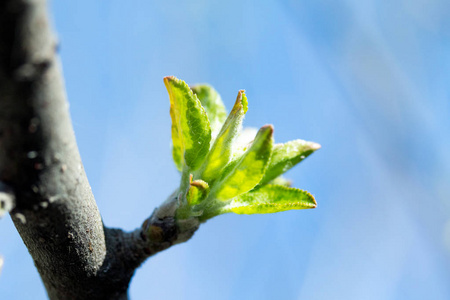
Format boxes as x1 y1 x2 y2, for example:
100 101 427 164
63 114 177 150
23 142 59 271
0 1 199 299
0 0 111 297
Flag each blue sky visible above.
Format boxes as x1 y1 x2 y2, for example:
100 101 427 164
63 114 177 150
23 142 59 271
1 1 450 299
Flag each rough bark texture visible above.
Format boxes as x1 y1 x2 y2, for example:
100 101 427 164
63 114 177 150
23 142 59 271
0 1 198 299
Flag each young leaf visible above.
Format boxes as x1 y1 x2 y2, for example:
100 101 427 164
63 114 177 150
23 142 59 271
259 139 321 186
164 76 212 171
170 116 183 171
191 84 227 136
199 90 248 183
222 184 316 215
213 125 273 201
187 179 210 206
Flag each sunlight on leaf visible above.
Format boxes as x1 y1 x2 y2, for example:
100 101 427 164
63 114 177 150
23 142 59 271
259 139 321 186
191 84 227 137
213 125 273 201
198 90 248 183
164 76 212 171
163 76 320 221
222 184 316 215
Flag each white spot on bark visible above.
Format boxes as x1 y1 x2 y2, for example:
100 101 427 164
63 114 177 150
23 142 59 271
49 195 62 203
53 153 62 162
0 189 15 218
31 185 39 193
27 151 38 159
15 213 26 224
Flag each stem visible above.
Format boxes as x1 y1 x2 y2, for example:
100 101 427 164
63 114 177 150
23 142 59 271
180 166 191 194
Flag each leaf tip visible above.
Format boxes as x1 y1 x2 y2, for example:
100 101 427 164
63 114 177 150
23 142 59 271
163 75 175 83
164 76 188 90
310 142 321 151
163 76 178 91
260 124 274 135
304 189 317 209
238 90 248 113
233 90 248 114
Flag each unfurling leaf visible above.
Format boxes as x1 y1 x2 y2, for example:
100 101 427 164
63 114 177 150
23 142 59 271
213 125 273 201
163 76 319 222
187 179 210 206
198 90 248 183
259 139 321 186
191 84 227 136
164 76 211 171
222 184 316 215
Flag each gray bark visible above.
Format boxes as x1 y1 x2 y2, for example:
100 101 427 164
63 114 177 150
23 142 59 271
0 1 198 299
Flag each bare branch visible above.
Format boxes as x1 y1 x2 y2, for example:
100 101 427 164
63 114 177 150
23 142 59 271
0 0 133 298
0 1 200 299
